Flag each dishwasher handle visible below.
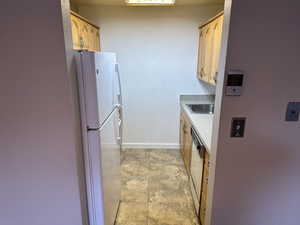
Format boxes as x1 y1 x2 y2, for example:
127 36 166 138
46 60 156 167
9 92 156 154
191 127 205 158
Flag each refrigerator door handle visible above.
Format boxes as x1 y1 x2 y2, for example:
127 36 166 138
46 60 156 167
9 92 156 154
115 63 123 106
115 63 123 146
87 126 100 131
117 106 123 145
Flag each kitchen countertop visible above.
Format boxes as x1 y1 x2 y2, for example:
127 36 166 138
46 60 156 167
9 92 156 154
180 95 215 152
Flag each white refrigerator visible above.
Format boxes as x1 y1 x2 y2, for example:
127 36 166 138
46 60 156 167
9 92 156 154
76 51 123 225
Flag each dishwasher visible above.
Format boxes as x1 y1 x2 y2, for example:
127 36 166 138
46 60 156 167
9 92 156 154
190 127 205 216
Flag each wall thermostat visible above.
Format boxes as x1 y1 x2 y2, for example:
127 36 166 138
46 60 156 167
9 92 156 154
225 71 244 96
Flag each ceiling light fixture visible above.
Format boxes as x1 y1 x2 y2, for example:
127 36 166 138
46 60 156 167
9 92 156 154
125 0 176 6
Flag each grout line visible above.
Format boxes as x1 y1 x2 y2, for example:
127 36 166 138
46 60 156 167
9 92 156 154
146 149 150 225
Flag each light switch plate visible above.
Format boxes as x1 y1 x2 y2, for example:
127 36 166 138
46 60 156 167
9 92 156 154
231 118 246 138
286 102 300 121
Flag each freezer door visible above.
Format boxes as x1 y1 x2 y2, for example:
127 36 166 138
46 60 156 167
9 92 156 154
99 108 121 225
95 52 118 125
76 51 101 129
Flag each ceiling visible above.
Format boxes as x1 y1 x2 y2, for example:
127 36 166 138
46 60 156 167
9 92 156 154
72 0 224 6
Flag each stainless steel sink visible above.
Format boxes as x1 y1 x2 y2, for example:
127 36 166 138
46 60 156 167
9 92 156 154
187 104 214 114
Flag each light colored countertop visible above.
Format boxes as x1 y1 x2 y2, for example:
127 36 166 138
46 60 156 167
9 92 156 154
180 95 215 152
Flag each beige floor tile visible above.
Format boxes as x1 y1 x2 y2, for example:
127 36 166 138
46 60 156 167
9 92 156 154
121 176 148 203
115 201 148 225
148 201 199 225
121 160 149 178
117 149 198 225
149 150 184 166
148 172 190 205
149 163 187 178
122 149 148 159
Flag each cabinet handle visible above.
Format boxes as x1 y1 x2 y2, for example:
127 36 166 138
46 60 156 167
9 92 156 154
80 36 84 48
200 68 205 78
214 72 218 83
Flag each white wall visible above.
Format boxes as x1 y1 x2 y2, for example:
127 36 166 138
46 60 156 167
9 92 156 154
210 0 300 224
78 5 222 148
0 1 86 225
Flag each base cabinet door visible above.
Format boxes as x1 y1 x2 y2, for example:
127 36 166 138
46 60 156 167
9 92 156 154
200 152 210 225
180 112 192 175
183 122 192 174
180 114 185 157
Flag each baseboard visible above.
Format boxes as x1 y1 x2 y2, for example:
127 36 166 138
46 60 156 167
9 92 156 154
122 142 180 150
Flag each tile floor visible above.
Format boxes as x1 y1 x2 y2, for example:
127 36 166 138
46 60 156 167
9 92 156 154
116 148 199 225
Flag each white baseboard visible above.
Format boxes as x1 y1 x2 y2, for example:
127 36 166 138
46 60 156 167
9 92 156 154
122 142 180 150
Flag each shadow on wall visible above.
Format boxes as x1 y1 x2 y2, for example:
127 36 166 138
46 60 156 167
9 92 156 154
200 80 216 94
214 132 299 225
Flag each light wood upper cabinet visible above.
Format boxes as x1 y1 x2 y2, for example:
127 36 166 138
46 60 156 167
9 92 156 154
70 11 100 52
197 12 224 85
70 15 82 50
198 29 205 79
95 29 100 51
80 22 90 50
88 25 101 52
203 23 214 83
210 15 224 84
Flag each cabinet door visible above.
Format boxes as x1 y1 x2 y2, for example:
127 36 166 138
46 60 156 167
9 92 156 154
200 152 210 225
80 21 90 50
203 23 214 83
70 15 82 50
88 24 96 51
183 121 192 174
198 28 206 81
88 25 101 52
180 113 186 158
95 28 101 51
180 113 192 175
210 15 224 85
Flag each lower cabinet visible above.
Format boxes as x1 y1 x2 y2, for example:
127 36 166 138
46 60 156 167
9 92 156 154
180 111 210 225
180 112 192 175
200 152 210 225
